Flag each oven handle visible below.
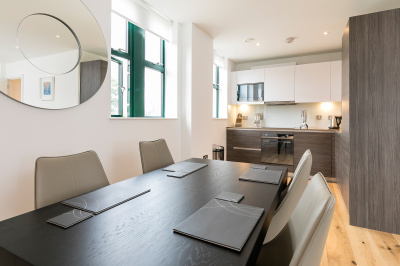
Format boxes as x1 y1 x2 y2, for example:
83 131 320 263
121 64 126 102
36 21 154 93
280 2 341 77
261 137 294 140
233 147 262 151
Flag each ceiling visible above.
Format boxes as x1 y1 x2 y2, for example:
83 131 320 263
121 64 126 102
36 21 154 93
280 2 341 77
144 0 400 63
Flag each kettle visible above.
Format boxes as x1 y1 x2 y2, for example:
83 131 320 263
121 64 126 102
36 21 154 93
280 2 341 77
329 115 342 129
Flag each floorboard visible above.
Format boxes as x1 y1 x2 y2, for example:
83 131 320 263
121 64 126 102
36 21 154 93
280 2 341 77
322 183 400 266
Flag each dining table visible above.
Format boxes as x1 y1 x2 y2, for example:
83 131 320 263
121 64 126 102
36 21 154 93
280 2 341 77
0 158 288 266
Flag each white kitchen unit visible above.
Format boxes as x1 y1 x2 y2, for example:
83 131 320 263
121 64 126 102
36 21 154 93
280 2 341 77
264 65 295 102
295 62 331 103
229 71 237 105
330 60 342 102
236 69 264 84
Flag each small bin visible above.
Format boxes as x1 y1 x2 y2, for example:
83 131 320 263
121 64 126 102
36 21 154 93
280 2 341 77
212 145 224 160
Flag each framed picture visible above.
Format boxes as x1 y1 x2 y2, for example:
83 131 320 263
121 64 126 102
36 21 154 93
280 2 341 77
40 77 55 101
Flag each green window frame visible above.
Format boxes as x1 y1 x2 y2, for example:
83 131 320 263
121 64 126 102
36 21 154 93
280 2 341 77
111 21 165 117
213 64 220 118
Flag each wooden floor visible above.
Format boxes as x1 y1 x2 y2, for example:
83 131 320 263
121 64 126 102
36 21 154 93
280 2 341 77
321 183 400 266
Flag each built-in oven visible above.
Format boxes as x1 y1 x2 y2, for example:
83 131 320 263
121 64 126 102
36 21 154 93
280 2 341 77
261 133 294 166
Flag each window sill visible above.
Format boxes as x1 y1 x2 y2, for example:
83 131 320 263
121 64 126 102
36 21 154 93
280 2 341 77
213 118 228 120
109 117 178 120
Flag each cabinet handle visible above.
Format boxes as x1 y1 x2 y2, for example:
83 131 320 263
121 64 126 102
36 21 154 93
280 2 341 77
233 147 261 151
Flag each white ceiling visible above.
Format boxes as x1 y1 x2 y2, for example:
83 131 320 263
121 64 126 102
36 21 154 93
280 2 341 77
144 0 400 63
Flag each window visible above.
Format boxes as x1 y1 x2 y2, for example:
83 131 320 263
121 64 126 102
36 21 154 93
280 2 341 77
213 64 220 118
111 13 165 117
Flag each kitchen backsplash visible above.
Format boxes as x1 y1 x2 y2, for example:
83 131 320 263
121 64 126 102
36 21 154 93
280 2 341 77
228 102 342 129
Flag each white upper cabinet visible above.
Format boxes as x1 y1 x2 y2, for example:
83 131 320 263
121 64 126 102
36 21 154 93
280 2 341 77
330 60 342 102
236 69 264 84
295 62 331 103
229 72 237 105
264 65 295 102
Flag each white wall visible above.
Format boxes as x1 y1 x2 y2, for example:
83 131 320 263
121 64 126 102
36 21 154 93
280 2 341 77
180 24 215 159
233 102 342 129
5 50 80 109
0 64 6 93
0 0 183 221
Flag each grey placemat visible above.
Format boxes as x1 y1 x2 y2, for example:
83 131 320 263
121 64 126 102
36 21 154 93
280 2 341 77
239 168 282 185
47 209 93 229
163 161 208 173
174 199 264 252
250 164 267 170
62 182 150 214
215 191 244 203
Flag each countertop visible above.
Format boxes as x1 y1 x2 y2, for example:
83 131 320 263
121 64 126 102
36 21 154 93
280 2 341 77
227 126 342 134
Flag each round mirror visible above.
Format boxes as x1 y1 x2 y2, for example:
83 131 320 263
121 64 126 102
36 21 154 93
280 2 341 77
0 0 108 109
17 14 81 75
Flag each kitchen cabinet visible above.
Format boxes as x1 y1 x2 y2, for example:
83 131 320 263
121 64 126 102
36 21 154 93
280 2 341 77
264 65 295 102
330 60 342 102
295 62 331 103
236 69 264 84
227 128 336 176
229 72 237 105
293 132 332 177
227 129 261 164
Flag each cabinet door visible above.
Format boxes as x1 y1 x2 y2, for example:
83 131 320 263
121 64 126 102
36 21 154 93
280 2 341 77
295 62 331 103
264 65 295 102
236 69 264 84
330 60 342 102
229 72 237 105
294 132 332 177
227 129 261 164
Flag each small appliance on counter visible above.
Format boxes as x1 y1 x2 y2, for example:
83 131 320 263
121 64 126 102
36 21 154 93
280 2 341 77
299 110 308 129
235 113 243 127
254 113 263 128
329 115 342 129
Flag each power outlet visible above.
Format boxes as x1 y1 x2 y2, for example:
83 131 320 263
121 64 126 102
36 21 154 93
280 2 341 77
242 116 248 120
328 115 333 120
316 115 322 120
203 155 208 159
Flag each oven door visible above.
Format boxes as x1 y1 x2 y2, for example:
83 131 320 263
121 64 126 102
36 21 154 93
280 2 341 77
261 137 294 166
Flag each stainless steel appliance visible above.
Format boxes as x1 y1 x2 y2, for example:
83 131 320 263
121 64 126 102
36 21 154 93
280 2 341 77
329 115 342 129
261 133 294 166
254 113 263 127
237 83 264 102
300 110 308 129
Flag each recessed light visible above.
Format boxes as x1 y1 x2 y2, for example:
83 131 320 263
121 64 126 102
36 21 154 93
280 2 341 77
323 32 329 35
56 35 61 38
285 37 295 43
244 38 254 43
256 42 260 46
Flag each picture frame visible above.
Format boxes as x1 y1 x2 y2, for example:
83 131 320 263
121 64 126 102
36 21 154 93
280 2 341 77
40 77 55 101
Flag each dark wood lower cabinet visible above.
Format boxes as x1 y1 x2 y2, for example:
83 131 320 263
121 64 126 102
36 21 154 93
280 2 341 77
227 129 335 177
294 132 332 177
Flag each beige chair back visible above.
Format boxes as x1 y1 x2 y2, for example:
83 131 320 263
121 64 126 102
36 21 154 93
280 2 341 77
35 150 109 209
264 149 312 243
139 138 174 174
256 172 335 266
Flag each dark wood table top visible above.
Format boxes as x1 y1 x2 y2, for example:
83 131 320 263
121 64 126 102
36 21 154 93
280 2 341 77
0 158 287 266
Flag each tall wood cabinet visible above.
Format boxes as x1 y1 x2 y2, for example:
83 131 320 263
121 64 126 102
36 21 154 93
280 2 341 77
341 8 400 234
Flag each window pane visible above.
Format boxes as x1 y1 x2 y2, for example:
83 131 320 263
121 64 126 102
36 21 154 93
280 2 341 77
145 31 161 64
111 13 127 51
145 67 162 116
111 57 130 117
213 88 217 118
111 60 120 115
